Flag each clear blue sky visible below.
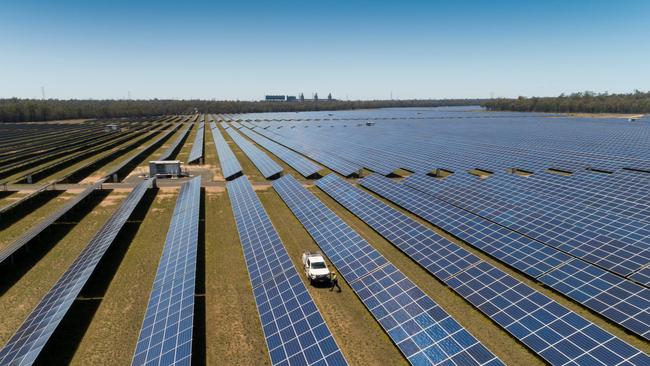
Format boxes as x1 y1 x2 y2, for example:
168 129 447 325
1 0 648 100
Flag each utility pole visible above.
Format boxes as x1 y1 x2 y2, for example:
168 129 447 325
128 91 131 100
390 90 393 100
41 86 45 100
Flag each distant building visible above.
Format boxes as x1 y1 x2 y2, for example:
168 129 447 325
286 95 297 101
265 95 286 101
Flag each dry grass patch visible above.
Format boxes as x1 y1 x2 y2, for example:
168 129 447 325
205 191 270 365
69 190 175 365
0 191 126 346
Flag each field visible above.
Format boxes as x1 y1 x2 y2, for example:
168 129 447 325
1 108 649 366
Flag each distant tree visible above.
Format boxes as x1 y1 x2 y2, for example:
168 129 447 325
482 90 650 114
327 93 332 101
314 93 318 101
0 98 489 123
299 93 304 102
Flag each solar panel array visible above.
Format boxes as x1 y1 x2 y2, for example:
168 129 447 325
254 127 361 177
210 122 243 180
0 179 105 264
403 173 650 278
225 126 283 179
187 122 205 164
316 174 650 365
238 110 650 176
132 176 200 366
239 127 322 178
227 176 347 366
272 175 504 366
360 174 650 341
0 178 153 366
397 173 650 340
159 123 193 161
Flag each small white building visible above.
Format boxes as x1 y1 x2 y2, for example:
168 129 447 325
149 160 182 178
105 124 120 132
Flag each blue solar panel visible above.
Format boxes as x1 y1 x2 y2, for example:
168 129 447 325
187 122 204 164
361 174 571 278
361 174 650 340
631 266 650 287
447 262 650 366
539 259 650 340
402 173 650 277
210 123 243 180
254 128 361 177
227 176 347 365
159 123 192 161
240 127 322 178
132 176 201 365
316 174 480 280
225 127 283 179
273 175 503 366
0 179 154 366
316 174 650 364
394 175 650 338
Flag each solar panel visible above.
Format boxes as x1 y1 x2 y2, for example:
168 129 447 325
315 174 479 280
447 262 650 366
132 176 201 366
272 175 503 366
316 174 650 364
631 266 650 287
0 179 105 265
361 174 650 340
240 127 322 178
159 123 193 161
254 128 361 177
539 259 650 340
0 178 154 366
227 176 347 366
210 124 243 180
187 122 204 164
361 174 571 278
225 127 283 179
403 173 650 277
394 175 650 338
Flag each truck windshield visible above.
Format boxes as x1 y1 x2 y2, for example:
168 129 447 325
311 262 326 269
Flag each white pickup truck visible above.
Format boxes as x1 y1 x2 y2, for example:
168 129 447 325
302 251 331 285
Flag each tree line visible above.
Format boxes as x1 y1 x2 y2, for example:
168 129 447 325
482 90 650 114
0 98 485 122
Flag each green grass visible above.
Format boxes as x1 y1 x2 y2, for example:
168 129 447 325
68 189 175 365
205 189 270 365
0 190 128 346
0 191 76 251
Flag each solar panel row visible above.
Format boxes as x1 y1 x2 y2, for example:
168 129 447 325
159 123 193 161
0 178 154 366
360 174 650 341
254 128 361 177
187 122 204 164
210 123 243 180
241 114 650 176
272 175 504 366
224 126 283 179
239 127 322 178
0 179 105 265
132 176 201 366
227 176 347 366
316 174 650 365
402 173 650 278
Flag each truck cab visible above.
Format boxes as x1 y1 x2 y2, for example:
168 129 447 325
302 251 331 285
